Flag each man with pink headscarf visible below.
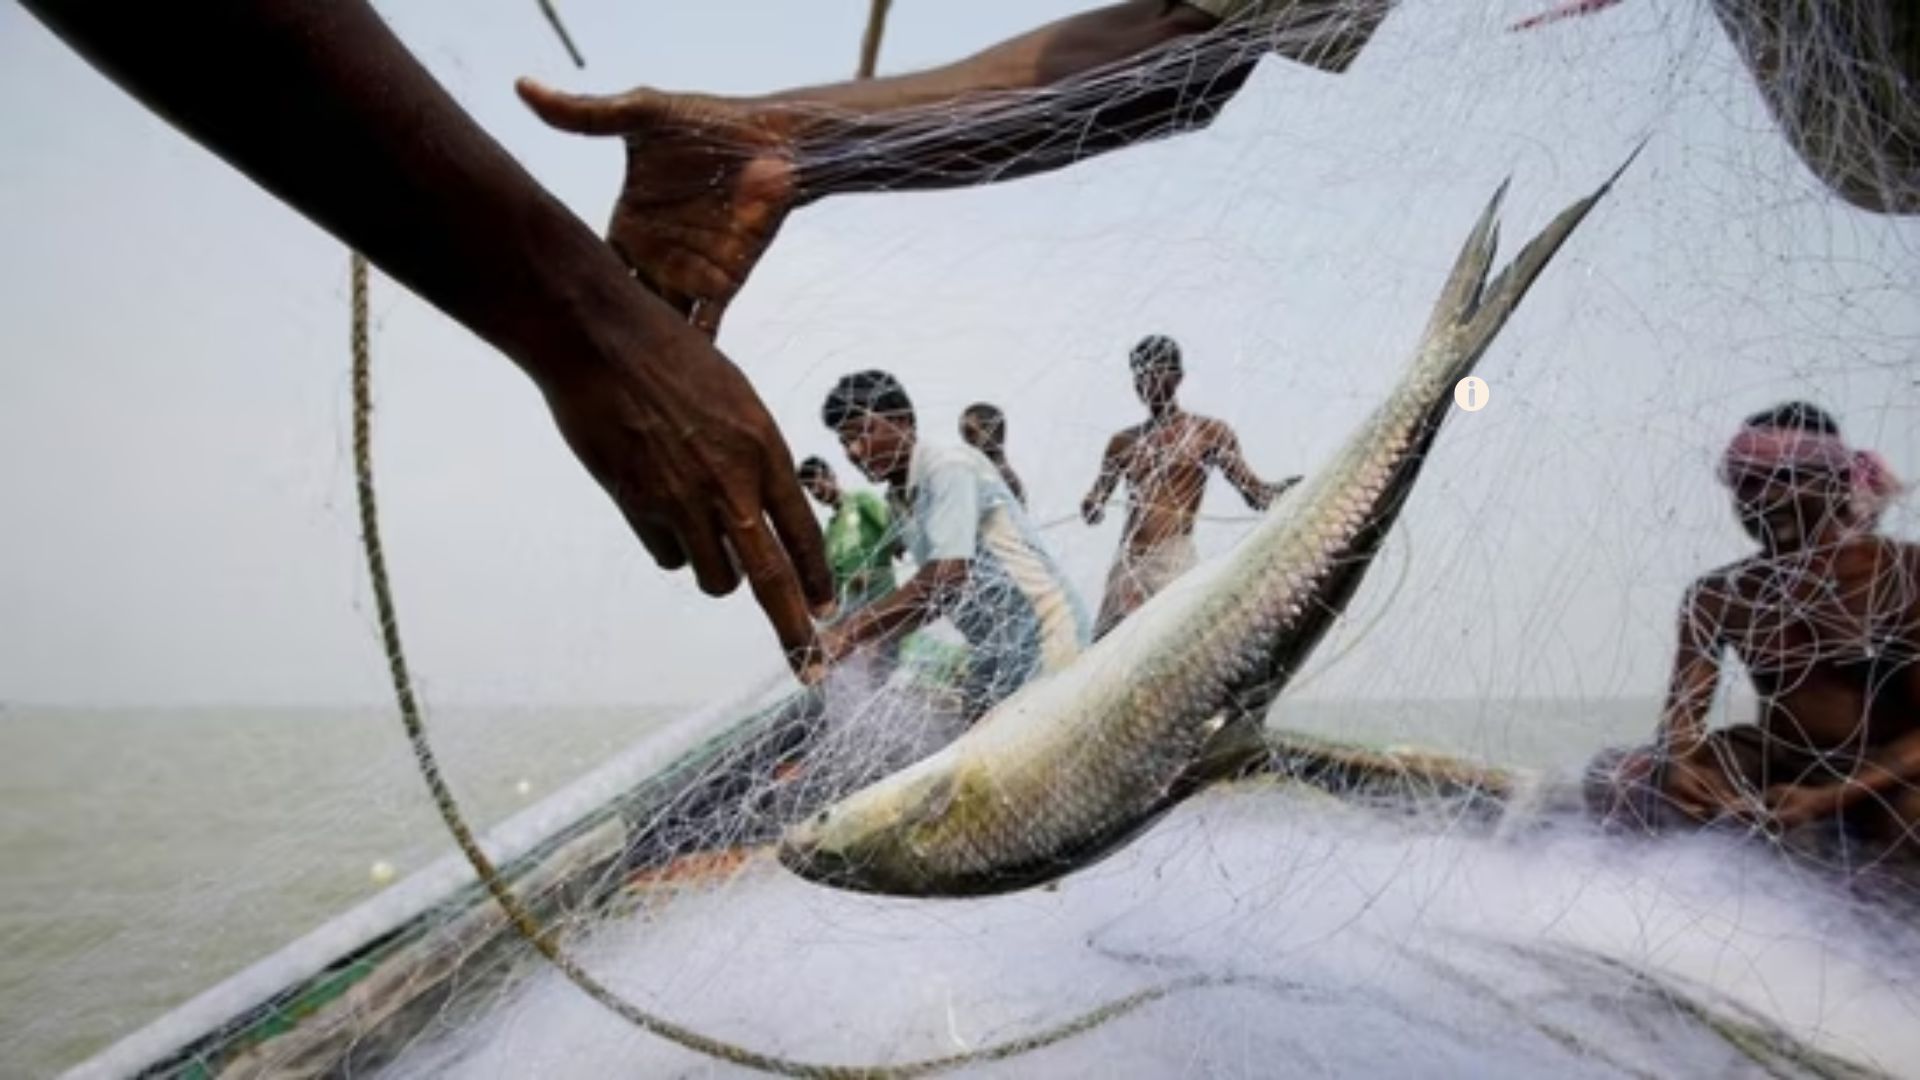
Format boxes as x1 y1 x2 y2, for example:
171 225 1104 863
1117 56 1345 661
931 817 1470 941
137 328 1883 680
1586 402 1920 856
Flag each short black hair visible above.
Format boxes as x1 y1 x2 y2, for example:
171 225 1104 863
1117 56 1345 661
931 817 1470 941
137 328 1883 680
961 402 1005 437
796 456 833 484
822 369 915 430
1743 400 1840 435
1130 335 1182 375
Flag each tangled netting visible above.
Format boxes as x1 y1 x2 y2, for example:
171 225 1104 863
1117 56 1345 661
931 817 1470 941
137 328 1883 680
252 1 1920 1078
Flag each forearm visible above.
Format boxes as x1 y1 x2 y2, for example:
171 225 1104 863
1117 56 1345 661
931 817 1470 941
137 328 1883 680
24 0 648 384
787 5 1256 199
833 571 951 651
1833 729 1920 804
767 3 1214 116
1229 468 1274 508
1655 615 1722 756
1657 712 1709 758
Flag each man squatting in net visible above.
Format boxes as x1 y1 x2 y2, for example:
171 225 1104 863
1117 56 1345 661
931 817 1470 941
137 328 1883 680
1081 335 1301 638
1586 403 1920 853
22 0 1391 681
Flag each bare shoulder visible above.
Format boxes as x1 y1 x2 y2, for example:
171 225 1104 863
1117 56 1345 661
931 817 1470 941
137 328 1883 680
1832 535 1920 591
1185 413 1241 449
1884 536 1920 574
1682 562 1746 625
1879 536 1920 609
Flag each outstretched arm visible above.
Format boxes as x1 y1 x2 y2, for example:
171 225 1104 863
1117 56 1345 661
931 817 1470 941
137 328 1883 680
516 1 1392 332
1082 434 1130 525
22 0 834 670
1204 422 1297 511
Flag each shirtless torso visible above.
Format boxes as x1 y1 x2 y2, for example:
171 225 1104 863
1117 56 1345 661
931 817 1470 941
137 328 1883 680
1692 538 1920 751
1088 412 1277 550
1663 536 1920 842
1082 409 1296 635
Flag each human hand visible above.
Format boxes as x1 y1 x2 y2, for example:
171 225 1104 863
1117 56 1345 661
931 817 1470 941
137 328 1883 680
805 623 861 685
1250 475 1303 511
1764 782 1848 831
1663 751 1757 823
517 79 798 336
539 311 832 674
1081 497 1105 526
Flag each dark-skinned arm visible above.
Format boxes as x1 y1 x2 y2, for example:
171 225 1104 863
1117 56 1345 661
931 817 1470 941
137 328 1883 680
21 0 834 671
1204 420 1297 511
1768 728 1920 827
1656 581 1752 820
1082 434 1130 525
515 2 1258 332
818 560 970 666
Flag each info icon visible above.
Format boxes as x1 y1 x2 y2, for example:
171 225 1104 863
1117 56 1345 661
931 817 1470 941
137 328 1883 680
1454 376 1490 412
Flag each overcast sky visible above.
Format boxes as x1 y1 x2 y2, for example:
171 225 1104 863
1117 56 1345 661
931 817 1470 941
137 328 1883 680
1 0 1915 708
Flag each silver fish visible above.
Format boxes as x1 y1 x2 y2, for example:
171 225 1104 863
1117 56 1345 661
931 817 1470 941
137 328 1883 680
781 162 1631 898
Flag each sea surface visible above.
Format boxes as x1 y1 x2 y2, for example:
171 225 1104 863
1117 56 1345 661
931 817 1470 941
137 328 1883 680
0 705 674 1077
0 698 1655 1076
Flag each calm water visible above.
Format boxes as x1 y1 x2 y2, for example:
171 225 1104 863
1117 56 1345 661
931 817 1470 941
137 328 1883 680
0 705 675 1077
0 698 1652 1076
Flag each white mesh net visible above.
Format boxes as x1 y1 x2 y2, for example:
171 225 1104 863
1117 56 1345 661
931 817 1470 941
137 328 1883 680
7 0 1920 1077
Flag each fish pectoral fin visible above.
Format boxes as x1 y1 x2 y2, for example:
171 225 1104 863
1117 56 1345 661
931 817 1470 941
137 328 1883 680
1180 712 1273 789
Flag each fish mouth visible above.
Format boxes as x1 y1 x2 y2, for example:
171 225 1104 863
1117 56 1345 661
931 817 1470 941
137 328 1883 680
777 833 882 894
778 828 954 897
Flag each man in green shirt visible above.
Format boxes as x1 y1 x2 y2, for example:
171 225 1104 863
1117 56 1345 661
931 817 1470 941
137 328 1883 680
799 456 899 615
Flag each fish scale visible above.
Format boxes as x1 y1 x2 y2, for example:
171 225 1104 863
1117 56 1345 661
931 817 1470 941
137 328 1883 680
784 159 1635 898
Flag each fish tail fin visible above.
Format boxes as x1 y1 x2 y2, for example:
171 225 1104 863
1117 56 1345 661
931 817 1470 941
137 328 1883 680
1421 178 1510 343
1454 142 1644 364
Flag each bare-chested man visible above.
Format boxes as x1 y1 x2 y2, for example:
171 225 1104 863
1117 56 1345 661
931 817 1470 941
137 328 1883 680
1587 402 1920 854
1080 335 1301 637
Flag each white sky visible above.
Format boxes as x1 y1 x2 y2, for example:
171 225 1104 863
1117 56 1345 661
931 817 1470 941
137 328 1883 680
1 0 1915 708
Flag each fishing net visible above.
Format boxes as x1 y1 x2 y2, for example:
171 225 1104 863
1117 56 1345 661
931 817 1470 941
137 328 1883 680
7 0 1920 1077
